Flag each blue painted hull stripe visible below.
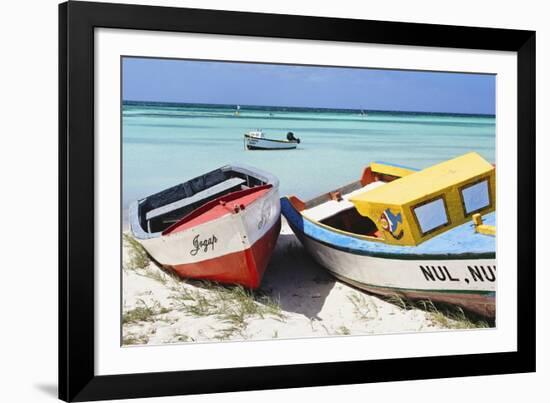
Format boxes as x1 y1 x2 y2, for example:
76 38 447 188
280 197 495 260
287 220 495 261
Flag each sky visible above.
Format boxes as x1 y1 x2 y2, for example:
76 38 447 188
122 57 495 115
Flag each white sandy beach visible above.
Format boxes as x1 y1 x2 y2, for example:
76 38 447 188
122 220 477 346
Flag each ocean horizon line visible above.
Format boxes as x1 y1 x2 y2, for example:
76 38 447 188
122 100 496 118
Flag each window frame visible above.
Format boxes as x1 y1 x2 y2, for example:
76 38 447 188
411 194 451 237
459 176 493 217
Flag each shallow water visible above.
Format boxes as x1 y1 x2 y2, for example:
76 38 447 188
123 102 495 210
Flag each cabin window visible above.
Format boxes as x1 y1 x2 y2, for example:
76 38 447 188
413 197 449 235
461 179 490 215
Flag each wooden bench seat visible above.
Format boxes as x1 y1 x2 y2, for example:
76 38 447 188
145 177 245 221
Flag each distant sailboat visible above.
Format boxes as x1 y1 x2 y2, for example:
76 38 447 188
235 105 240 116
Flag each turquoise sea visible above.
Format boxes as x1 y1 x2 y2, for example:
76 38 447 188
122 101 495 212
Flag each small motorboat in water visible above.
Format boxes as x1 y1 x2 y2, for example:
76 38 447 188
281 153 496 317
130 165 281 288
244 129 300 150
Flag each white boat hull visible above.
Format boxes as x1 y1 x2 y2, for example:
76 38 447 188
138 187 278 262
299 233 495 292
297 231 495 316
129 165 281 288
245 135 297 150
134 188 280 288
281 197 496 317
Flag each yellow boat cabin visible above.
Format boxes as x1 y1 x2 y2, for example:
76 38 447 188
349 152 495 246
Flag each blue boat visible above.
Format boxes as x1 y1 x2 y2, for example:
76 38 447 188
281 153 496 317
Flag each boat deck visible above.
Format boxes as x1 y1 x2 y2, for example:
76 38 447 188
146 177 246 221
282 197 496 257
302 181 385 222
163 186 271 235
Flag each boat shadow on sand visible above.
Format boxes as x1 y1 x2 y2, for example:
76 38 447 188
143 233 492 327
139 231 336 321
261 233 492 326
259 232 336 321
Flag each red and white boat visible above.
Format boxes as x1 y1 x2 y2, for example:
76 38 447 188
129 165 280 288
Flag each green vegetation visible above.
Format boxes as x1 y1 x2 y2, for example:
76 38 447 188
169 282 286 340
386 295 490 329
123 233 184 285
173 333 195 343
122 299 170 325
123 233 150 270
425 303 490 329
347 293 377 320
140 267 171 285
336 325 351 335
122 333 149 346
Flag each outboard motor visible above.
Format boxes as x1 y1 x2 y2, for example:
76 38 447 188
286 131 301 143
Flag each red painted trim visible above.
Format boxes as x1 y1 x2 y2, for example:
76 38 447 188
287 196 306 211
246 217 281 287
341 278 495 318
162 184 272 235
166 218 281 288
360 166 375 186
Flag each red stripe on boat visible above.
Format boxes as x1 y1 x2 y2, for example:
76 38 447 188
162 184 272 235
166 218 281 288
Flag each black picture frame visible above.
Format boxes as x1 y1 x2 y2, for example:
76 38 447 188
59 1 536 401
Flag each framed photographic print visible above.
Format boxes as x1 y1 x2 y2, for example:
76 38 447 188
59 1 536 401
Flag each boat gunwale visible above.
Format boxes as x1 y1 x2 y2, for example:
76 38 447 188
283 158 496 253
282 197 495 260
302 179 365 210
286 188 387 244
161 184 273 236
130 164 279 240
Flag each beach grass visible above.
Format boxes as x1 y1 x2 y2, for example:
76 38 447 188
123 233 150 270
347 293 377 320
137 266 172 285
122 299 170 325
336 325 351 335
122 333 150 346
386 295 490 329
423 303 490 329
121 224 492 345
173 333 195 342
169 282 286 339
123 233 185 286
